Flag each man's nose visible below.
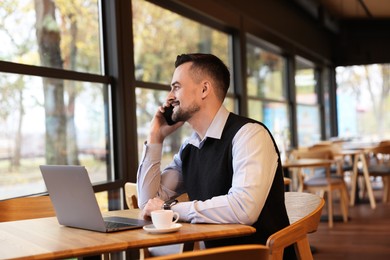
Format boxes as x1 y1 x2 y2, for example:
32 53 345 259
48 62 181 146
166 92 175 102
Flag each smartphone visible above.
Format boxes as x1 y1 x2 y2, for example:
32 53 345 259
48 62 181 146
162 105 176 125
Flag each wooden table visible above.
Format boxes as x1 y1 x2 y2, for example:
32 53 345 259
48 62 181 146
0 209 255 260
335 149 376 209
282 159 334 192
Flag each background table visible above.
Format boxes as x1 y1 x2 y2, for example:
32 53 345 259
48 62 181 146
282 158 334 192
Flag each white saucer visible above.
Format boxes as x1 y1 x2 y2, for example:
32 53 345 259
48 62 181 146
143 223 182 234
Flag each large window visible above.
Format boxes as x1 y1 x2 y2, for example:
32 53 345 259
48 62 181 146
132 0 234 166
0 0 101 74
7 0 383 207
336 64 390 141
295 57 321 147
246 39 290 156
0 0 111 203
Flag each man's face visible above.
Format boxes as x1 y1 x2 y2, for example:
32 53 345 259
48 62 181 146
169 62 202 122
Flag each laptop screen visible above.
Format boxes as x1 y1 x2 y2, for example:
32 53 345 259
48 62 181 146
40 165 150 232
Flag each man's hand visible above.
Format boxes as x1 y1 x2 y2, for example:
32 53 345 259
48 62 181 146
147 106 184 144
141 197 165 219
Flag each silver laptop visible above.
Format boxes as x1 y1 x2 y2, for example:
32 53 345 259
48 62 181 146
40 165 151 232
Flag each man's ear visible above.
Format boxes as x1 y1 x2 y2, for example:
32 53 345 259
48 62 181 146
201 81 211 99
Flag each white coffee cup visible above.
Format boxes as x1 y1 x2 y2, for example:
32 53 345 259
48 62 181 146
151 209 180 229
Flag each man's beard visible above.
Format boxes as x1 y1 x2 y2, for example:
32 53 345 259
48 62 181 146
172 104 200 122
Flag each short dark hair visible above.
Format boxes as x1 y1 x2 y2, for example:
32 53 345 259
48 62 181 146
175 53 230 101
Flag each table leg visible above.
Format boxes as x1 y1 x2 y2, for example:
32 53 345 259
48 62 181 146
360 153 376 209
350 154 359 206
384 176 390 203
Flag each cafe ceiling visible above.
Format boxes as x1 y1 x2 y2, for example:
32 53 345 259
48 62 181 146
293 0 390 33
320 0 390 19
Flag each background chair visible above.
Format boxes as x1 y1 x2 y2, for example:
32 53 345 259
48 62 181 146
309 142 353 177
266 192 325 260
124 182 138 209
0 195 55 222
379 140 390 147
360 144 390 203
291 149 349 227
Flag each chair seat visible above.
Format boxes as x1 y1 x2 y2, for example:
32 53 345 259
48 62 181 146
330 164 353 173
304 177 344 186
368 165 390 175
310 169 345 179
358 165 390 176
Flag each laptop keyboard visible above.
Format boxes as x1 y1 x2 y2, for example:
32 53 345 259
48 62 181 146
104 221 135 229
103 216 151 230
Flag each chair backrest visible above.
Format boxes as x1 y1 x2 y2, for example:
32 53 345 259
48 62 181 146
124 182 139 209
370 144 390 165
284 192 324 232
266 192 324 260
371 144 390 154
293 148 333 160
379 140 390 147
311 143 344 160
148 244 269 260
0 195 56 222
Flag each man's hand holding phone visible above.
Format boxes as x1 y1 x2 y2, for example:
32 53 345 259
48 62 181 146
162 104 177 125
147 104 183 144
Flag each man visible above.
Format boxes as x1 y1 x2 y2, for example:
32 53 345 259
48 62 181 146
137 53 294 257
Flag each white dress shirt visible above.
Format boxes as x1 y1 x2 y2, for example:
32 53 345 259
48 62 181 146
137 106 279 225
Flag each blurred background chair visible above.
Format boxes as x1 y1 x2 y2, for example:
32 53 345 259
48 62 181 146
124 182 138 209
379 140 390 147
359 144 390 203
290 149 349 227
309 142 353 178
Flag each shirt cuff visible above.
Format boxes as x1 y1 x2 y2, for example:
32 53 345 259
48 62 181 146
171 201 192 222
141 142 163 162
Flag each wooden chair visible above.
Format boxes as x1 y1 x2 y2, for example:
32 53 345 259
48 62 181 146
0 195 56 222
266 192 325 260
283 177 292 186
309 142 352 176
291 149 349 227
362 144 390 202
124 182 138 209
146 244 269 260
379 140 390 146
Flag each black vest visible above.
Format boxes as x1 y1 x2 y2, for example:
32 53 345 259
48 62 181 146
181 113 291 248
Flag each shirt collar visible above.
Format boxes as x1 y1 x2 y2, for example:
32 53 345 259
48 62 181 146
187 105 230 148
204 105 230 140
